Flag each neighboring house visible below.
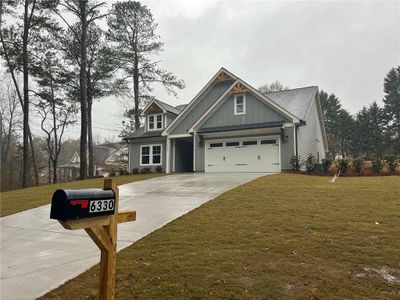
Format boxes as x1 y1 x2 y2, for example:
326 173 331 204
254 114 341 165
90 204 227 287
58 151 80 181
124 67 328 173
58 143 128 181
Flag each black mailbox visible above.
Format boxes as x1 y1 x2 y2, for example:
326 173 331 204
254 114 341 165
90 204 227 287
50 188 116 221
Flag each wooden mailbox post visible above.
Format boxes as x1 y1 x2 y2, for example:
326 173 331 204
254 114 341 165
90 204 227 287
51 179 135 300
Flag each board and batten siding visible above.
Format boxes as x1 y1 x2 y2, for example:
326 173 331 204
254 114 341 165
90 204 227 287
194 134 205 172
129 139 166 172
201 93 289 129
171 81 234 135
297 96 326 164
280 126 295 170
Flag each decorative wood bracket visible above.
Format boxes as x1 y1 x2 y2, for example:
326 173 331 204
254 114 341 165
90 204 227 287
213 71 234 83
229 82 249 94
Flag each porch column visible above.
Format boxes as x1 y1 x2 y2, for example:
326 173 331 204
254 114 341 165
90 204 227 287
166 138 171 173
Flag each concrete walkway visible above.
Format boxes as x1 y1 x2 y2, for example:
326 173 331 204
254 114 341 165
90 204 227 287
0 173 266 299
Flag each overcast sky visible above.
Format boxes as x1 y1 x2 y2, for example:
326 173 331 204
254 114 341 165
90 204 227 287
7 0 400 141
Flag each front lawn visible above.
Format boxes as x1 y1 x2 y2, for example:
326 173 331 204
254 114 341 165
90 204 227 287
0 173 165 217
41 174 399 299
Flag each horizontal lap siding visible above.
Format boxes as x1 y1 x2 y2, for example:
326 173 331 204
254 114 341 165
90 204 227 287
297 97 326 165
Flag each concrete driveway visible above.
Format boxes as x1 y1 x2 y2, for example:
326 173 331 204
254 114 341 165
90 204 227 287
0 173 266 299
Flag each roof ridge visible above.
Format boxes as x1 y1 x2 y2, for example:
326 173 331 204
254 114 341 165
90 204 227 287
265 85 318 94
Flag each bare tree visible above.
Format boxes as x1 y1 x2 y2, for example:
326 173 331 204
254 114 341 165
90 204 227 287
258 81 289 94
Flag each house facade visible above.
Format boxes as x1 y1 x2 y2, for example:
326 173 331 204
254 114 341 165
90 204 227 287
124 68 328 173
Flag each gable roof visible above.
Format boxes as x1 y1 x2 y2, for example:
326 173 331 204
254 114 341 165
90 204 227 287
265 86 318 120
163 67 301 135
188 78 301 133
162 67 238 136
143 99 182 115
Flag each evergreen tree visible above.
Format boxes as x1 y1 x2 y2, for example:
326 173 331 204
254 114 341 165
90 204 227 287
320 90 342 156
383 66 400 152
107 1 185 131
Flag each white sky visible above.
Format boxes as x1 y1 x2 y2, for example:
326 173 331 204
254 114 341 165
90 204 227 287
4 0 400 141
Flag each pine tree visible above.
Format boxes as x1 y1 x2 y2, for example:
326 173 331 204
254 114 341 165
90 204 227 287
107 1 184 131
383 66 400 152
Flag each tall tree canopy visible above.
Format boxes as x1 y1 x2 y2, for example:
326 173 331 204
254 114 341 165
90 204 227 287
383 66 400 152
107 0 184 131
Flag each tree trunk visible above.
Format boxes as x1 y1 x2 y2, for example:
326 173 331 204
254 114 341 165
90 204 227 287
133 30 140 130
79 1 88 179
28 127 39 186
133 60 140 131
22 0 30 188
87 68 94 177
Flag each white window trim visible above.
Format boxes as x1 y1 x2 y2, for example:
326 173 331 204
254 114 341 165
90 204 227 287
234 94 246 115
140 144 162 166
147 113 163 131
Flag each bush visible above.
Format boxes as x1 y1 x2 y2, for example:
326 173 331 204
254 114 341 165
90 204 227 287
336 159 350 174
155 166 162 173
372 158 383 173
352 158 364 173
305 154 318 172
132 168 139 174
384 153 398 172
109 170 116 177
118 168 129 175
321 157 333 173
290 155 302 171
141 167 151 174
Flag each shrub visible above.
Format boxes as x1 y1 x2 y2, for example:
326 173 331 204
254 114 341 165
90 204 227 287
372 158 383 173
118 168 128 176
155 166 162 173
352 158 364 173
132 168 139 174
384 153 398 172
321 157 333 173
305 154 318 172
290 155 302 171
336 159 350 174
109 170 116 177
141 167 151 174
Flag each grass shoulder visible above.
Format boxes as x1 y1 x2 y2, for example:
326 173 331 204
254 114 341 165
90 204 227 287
0 173 165 217
40 174 400 299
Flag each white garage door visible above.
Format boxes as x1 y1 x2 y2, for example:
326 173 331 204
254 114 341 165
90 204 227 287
205 136 280 173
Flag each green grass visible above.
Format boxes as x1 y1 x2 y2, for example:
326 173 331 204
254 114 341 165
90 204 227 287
0 173 165 217
40 174 400 299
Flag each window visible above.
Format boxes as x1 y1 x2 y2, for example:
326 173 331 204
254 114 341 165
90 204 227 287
140 145 162 165
261 139 276 145
210 143 223 148
226 141 240 147
148 114 163 131
243 140 257 146
234 94 246 115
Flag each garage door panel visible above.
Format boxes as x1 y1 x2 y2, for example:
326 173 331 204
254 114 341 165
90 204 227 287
205 137 280 173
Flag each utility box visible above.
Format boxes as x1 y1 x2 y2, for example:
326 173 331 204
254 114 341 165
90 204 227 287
50 188 116 221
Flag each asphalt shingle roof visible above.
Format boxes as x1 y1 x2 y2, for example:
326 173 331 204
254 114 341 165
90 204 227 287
154 99 182 115
264 86 318 120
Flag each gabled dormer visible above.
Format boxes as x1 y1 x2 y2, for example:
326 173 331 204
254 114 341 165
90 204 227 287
143 99 183 133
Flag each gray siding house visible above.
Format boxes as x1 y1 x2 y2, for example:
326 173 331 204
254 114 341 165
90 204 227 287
124 68 328 173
